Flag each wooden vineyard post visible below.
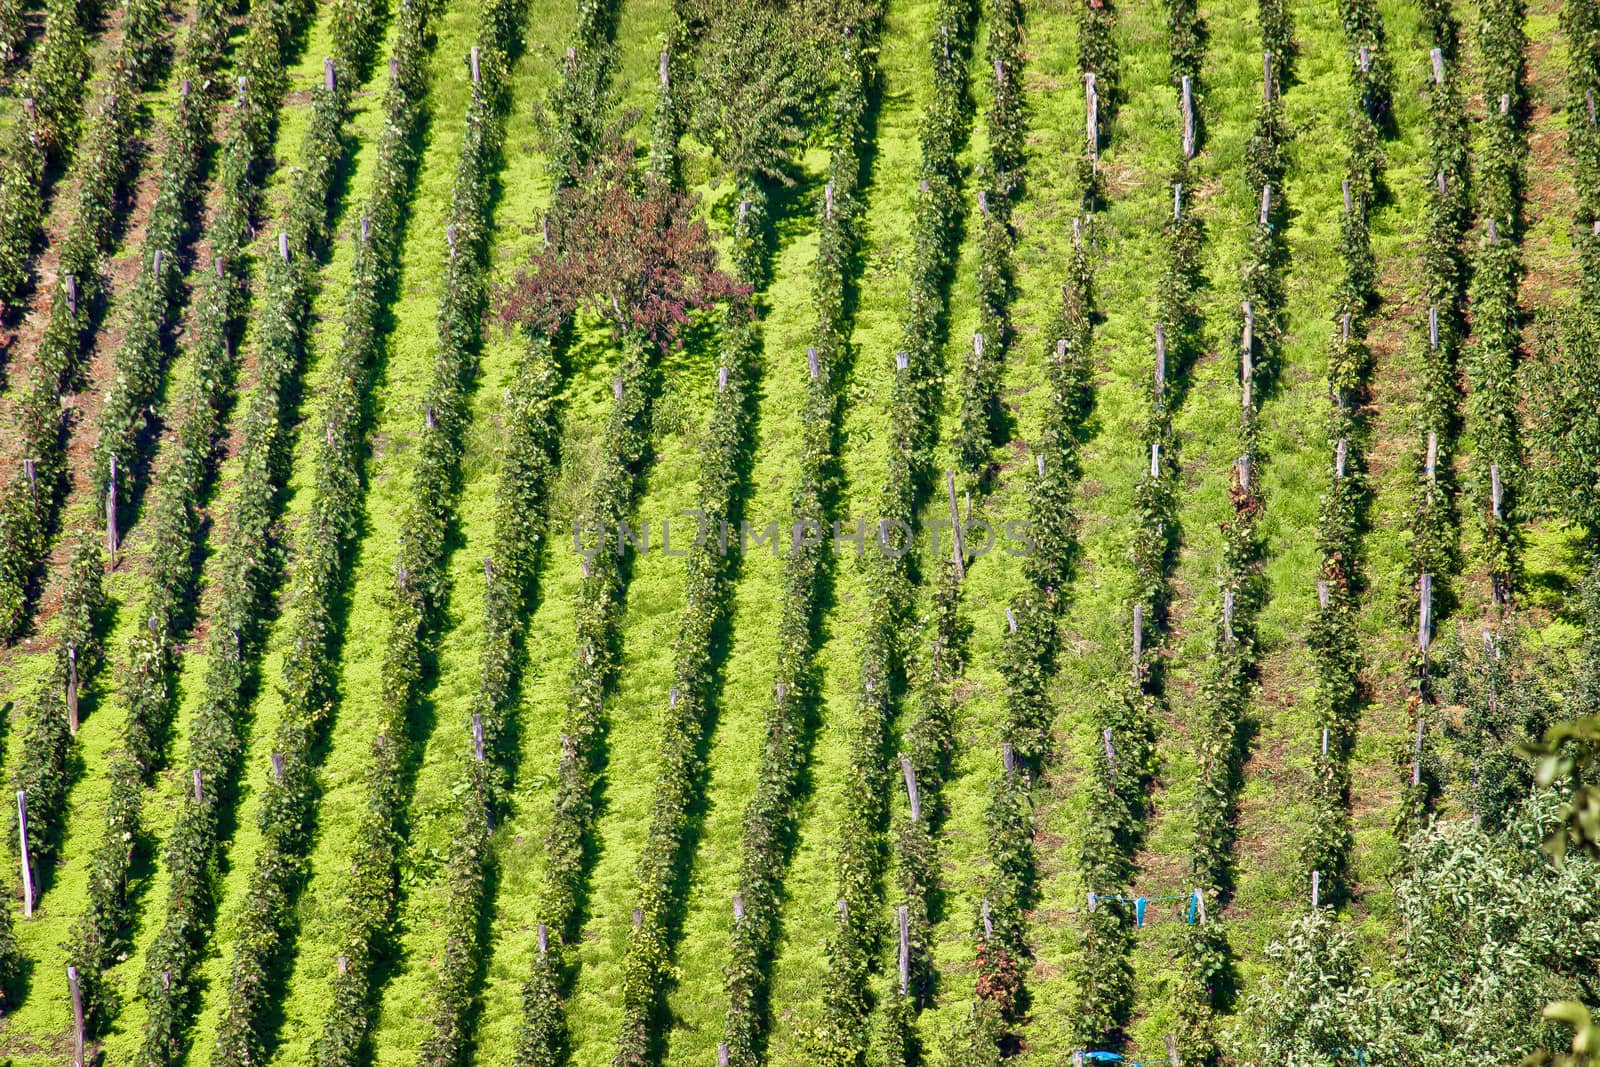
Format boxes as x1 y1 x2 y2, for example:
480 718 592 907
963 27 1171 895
17 790 32 917
472 713 485 762
1222 589 1235 643
1418 573 1433 657
1317 579 1329 611
470 45 480 83
1335 438 1348 479
719 1044 731 1067
1154 323 1167 396
1263 51 1274 104
1132 603 1144 678
1103 728 1116 778
1181 75 1194 158
1431 47 1445 86
1085 73 1099 160
1241 301 1254 412
1311 869 1321 908
897 904 910 995
1426 431 1438 480
69 965 85 1067
901 755 920 822
946 471 966 580
325 56 336 93
1192 887 1205 923
66 644 79 735
807 345 819 380
1429 305 1439 349
1167 1034 1182 1067
107 454 118 566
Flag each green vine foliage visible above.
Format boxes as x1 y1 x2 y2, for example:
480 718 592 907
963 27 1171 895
0 0 180 639
955 0 1021 476
615 14 881 1067
1408 2 1470 645
720 2 975 1065
1519 0 1600 874
0 0 107 311
3 0 232 937
0 0 24 71
290 11 448 1066
1465 0 1527 605
953 213 1093 1066
1076 0 1117 125
200 7 442 1065
1300 0 1387 916
62 0 322 1042
367 4 548 1064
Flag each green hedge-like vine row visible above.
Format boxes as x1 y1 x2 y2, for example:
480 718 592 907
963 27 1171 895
308 5 537 1065
1464 0 1527 609
60 0 323 1041
0 0 174 639
947 237 1094 1064
515 323 676 1065
85 3 396 1060
413 6 625 1066
876 0 1015 1060
1174 10 1298 1056
1071 171 1197 1063
196 8 441 1065
0 0 110 313
954 0 1021 476
715 3 975 1065
1400 3 1470 840
881 0 1011 1059
1410 4 1470 591
4 0 230 923
615 18 879 1067
1299 0 1389 910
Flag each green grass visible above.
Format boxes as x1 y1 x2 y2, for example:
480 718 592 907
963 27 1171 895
0 0 1589 1061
